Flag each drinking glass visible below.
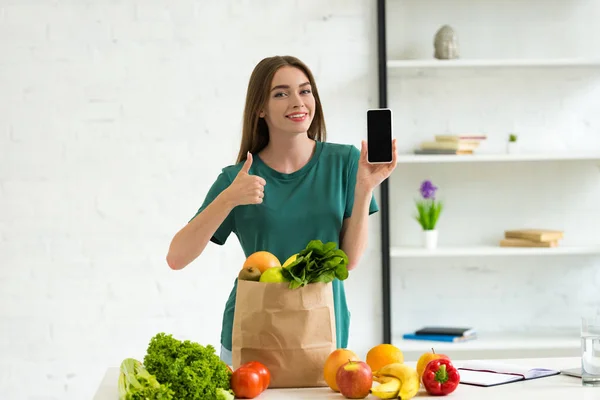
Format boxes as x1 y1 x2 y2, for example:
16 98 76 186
581 316 600 387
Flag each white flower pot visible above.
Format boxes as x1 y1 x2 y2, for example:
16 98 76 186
507 142 518 154
423 230 438 249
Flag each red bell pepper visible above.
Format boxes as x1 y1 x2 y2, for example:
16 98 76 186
422 358 460 396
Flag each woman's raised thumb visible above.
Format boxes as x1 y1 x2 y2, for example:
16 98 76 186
241 151 253 173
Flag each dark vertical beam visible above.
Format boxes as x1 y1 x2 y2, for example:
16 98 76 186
376 0 391 345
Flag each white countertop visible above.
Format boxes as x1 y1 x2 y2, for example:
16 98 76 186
94 357 598 399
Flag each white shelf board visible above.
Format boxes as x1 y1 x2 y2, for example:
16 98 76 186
397 153 600 164
395 332 580 361
390 245 600 258
388 58 600 69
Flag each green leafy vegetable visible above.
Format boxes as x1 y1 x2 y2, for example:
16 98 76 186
118 358 174 400
216 388 235 400
143 333 233 400
281 240 349 289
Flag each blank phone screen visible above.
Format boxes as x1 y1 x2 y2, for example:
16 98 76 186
367 109 392 163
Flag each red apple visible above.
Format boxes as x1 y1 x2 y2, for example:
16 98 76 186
335 360 373 399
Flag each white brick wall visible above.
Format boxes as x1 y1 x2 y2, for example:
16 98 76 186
0 1 379 399
2 0 600 399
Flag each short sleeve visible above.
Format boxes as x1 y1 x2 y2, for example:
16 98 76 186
189 170 235 245
344 145 379 219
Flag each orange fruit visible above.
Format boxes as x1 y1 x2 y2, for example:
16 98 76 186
243 251 281 273
366 344 404 372
323 348 360 392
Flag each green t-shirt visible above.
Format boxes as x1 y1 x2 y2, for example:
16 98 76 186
191 140 379 351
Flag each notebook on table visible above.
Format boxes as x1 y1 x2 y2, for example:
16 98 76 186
457 360 560 387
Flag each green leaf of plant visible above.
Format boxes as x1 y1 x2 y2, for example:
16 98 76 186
319 257 339 271
303 251 313 263
305 240 323 254
283 240 351 288
335 263 349 281
322 241 336 253
281 268 292 281
312 270 336 283
304 259 317 272
331 249 347 259
288 280 303 289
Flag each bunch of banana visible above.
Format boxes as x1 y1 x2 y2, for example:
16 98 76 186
370 363 420 400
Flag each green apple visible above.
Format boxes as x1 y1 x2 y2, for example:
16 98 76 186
259 267 286 283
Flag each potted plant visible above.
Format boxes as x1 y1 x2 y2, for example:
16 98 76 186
507 133 518 154
414 180 443 249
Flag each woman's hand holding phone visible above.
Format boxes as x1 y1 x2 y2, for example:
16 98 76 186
357 138 398 192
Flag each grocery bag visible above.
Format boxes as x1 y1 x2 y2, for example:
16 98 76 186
231 280 337 388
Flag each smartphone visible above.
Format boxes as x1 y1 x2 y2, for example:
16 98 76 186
367 108 393 164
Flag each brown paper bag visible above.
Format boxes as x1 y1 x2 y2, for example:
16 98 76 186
231 280 337 388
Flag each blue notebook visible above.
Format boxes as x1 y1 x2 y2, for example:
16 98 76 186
402 333 476 342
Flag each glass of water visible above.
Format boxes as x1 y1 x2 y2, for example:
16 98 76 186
581 315 600 387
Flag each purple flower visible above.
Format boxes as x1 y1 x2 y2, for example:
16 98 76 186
420 180 437 199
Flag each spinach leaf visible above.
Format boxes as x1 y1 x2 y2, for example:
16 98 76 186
281 240 349 289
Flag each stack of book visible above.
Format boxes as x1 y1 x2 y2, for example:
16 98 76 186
415 134 487 155
500 229 564 248
402 326 477 343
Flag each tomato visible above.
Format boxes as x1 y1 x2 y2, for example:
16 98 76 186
231 366 263 399
242 361 271 391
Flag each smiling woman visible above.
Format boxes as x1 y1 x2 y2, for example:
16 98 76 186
236 56 327 169
166 55 398 366
251 65 320 174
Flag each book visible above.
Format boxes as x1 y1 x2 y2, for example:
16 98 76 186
414 326 476 337
402 333 476 343
504 229 564 242
435 134 488 141
414 149 473 155
457 360 560 387
500 238 558 248
419 141 479 151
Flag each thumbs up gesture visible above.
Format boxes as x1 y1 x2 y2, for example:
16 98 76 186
226 152 266 206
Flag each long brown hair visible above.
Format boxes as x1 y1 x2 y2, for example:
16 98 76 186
235 56 327 163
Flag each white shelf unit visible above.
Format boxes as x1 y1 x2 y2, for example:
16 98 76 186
397 332 580 361
380 0 600 360
397 153 600 164
388 58 600 70
391 245 600 258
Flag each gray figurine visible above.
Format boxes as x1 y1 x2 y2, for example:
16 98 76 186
434 25 459 60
